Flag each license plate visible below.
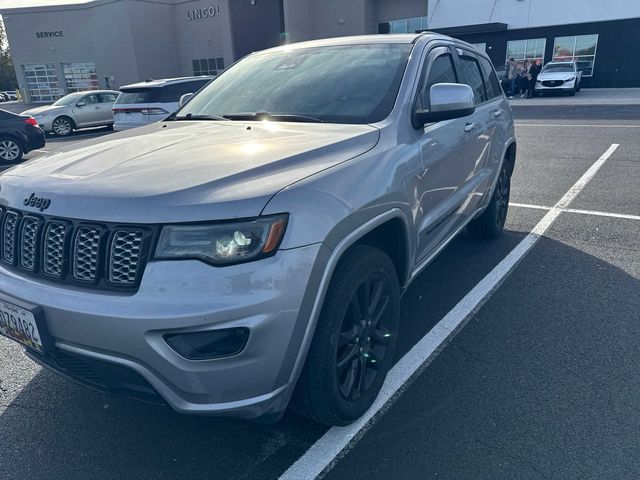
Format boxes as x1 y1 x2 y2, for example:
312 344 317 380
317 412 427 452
0 299 45 352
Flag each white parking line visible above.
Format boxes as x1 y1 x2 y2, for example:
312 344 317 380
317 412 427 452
509 202 640 222
509 202 552 211
279 143 620 480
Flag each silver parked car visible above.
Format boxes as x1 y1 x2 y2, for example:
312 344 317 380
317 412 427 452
0 34 515 426
22 90 119 136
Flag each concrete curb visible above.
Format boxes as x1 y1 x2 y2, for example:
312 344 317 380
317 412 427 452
508 88 640 107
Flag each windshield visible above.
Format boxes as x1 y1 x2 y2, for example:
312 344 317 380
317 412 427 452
542 64 574 73
177 43 413 124
52 92 86 106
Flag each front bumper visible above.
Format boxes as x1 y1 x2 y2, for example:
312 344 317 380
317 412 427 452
0 243 327 419
535 79 576 92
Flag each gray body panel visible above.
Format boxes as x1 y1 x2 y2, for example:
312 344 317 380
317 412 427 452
0 34 515 418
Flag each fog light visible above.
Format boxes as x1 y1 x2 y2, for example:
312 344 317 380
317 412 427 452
164 327 250 360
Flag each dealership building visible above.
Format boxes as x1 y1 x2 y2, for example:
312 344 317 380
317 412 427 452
1 0 639 103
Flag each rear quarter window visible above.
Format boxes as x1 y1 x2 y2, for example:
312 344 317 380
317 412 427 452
160 80 210 102
115 88 162 104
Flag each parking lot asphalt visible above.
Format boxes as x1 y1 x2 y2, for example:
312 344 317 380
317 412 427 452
1 104 640 479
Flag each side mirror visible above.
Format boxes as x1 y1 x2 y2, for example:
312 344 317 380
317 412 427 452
413 83 475 128
76 101 86 107
179 93 195 107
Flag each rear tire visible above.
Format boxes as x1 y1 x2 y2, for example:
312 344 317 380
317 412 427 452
292 245 400 426
468 163 511 239
52 116 74 137
0 136 23 163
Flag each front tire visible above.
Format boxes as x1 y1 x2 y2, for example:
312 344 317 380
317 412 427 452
292 245 401 426
52 116 74 137
0 136 23 163
468 163 511 239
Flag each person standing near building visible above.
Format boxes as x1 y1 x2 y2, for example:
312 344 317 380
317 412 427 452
527 59 542 98
507 58 518 98
519 60 531 98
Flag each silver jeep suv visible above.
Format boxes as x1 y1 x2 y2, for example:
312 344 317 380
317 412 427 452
0 34 515 426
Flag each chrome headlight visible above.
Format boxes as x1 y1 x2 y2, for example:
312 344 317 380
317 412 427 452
155 214 288 266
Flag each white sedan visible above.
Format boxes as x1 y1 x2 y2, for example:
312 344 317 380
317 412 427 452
534 61 582 96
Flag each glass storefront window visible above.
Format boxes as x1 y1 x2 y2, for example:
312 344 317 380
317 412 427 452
506 38 546 67
192 57 224 76
23 64 61 103
553 34 598 76
63 62 99 93
378 16 428 34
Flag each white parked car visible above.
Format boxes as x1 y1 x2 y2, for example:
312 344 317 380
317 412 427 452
22 90 119 136
112 77 212 131
534 61 582 96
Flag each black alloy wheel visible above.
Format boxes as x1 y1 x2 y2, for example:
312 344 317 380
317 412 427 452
292 245 400 426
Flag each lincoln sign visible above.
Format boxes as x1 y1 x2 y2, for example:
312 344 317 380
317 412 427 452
186 5 221 21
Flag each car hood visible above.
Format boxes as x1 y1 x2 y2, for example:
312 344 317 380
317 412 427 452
22 105 67 116
0 121 379 223
537 71 576 82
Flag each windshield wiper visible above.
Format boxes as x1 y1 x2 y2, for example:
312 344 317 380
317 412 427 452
222 112 325 123
169 113 229 121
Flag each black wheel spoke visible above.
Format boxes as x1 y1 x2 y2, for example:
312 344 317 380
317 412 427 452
355 353 367 397
338 326 356 348
340 359 358 398
371 326 391 344
349 293 363 323
368 280 384 316
371 295 390 328
366 349 383 371
358 279 372 322
337 344 358 371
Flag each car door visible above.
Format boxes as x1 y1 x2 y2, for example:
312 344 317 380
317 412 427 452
74 93 103 126
412 46 484 263
98 93 117 124
477 54 510 196
450 47 497 219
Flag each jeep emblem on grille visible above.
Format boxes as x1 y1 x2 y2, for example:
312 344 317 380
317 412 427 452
23 193 51 212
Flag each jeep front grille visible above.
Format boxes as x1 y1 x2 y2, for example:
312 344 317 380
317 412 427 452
73 226 102 282
0 208 155 291
43 222 68 277
19 216 42 271
2 210 19 265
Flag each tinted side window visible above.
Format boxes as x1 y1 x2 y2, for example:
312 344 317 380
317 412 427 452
457 55 486 104
417 53 457 110
82 94 100 105
99 93 117 103
478 56 502 99
161 81 209 102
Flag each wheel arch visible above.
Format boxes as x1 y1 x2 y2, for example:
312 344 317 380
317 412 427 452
0 132 24 150
282 209 413 394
